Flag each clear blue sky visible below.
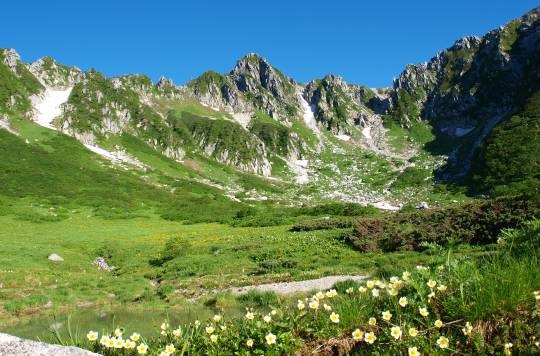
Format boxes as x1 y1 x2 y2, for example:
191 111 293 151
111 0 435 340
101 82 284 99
1 1 537 88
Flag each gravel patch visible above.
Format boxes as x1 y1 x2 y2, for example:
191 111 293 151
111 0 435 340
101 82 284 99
230 275 368 294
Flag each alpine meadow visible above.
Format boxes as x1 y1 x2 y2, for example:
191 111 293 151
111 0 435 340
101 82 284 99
0 3 539 356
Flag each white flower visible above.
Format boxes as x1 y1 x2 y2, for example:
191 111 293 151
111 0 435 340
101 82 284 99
352 329 364 341
399 296 408 307
436 336 449 349
137 343 149 354
462 321 473 336
330 312 340 323
390 326 402 340
365 332 376 344
326 289 338 298
265 333 277 345
86 331 98 342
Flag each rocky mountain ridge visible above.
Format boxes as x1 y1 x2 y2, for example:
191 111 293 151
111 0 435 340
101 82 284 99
0 6 538 193
388 7 539 176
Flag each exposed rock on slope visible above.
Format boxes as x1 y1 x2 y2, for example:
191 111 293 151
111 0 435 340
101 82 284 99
186 53 300 122
303 75 389 150
388 7 540 177
28 56 83 88
1 6 539 187
0 332 99 356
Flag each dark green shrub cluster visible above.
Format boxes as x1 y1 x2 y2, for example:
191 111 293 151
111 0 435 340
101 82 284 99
249 112 293 156
348 195 540 252
290 217 358 232
472 115 540 196
299 203 380 217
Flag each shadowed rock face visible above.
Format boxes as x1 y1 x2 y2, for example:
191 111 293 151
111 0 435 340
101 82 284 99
388 7 540 177
1 7 538 182
0 332 99 356
186 53 300 122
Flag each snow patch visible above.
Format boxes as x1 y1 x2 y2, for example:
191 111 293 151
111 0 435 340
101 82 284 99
297 93 320 134
32 87 73 129
336 134 351 141
84 144 146 169
455 127 475 137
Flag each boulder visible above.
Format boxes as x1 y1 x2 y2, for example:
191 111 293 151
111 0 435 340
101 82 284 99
47 254 64 262
0 332 98 356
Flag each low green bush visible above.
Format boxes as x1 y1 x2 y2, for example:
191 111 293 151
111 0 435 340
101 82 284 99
348 195 540 252
290 217 358 231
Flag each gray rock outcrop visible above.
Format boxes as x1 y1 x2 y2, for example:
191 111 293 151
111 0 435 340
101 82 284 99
0 333 98 356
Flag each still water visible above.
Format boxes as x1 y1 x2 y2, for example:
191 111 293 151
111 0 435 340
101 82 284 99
4 305 229 343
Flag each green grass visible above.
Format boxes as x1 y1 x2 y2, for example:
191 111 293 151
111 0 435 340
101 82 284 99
0 210 457 329
73 221 540 354
0 124 246 223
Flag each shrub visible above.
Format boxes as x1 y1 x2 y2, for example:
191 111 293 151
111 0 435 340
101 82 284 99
236 290 280 308
290 217 358 232
348 195 540 252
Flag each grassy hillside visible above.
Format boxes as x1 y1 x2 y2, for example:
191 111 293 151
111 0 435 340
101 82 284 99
471 91 540 196
0 121 242 223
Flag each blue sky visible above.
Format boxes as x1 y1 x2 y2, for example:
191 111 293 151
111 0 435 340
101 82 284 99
1 1 537 87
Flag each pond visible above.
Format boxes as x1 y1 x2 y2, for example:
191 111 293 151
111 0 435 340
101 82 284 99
3 304 235 343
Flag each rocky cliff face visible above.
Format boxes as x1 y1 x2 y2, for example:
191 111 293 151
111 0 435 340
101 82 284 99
28 56 84 88
186 54 300 122
302 75 389 148
1 6 539 182
0 48 44 113
388 7 540 176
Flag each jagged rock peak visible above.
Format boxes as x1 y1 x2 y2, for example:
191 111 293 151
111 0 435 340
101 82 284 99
232 53 267 70
231 53 297 97
1 48 21 69
28 56 83 87
450 36 481 51
319 74 350 89
157 75 174 89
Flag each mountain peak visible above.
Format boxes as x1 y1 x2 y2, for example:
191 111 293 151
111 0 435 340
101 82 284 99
231 53 273 76
1 48 21 70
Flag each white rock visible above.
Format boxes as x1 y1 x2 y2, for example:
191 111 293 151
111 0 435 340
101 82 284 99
0 332 98 355
47 254 64 262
